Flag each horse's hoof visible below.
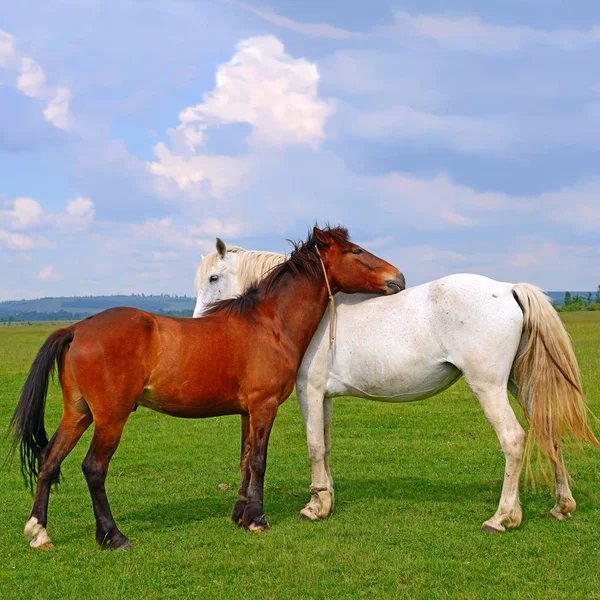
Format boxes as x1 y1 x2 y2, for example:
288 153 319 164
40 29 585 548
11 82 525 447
549 510 571 521
298 509 318 522
481 522 505 534
248 521 271 532
30 540 55 550
111 538 134 551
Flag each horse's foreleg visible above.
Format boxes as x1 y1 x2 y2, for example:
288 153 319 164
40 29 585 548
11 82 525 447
25 411 93 549
82 419 131 550
298 388 332 521
323 396 334 509
232 414 251 525
240 401 278 531
472 383 525 533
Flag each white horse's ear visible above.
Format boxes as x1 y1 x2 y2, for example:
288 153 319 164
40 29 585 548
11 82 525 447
199 253 205 261
216 237 226 258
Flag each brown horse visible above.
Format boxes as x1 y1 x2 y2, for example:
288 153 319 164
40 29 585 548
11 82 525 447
11 226 404 550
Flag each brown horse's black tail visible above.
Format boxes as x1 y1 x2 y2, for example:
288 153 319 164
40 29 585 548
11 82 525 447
8 327 74 491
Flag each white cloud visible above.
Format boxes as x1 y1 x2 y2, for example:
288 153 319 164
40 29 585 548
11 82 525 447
0 229 52 251
148 143 252 195
387 12 600 54
2 197 45 230
1 196 95 233
16 57 46 97
1 30 74 132
538 178 600 232
231 1 364 40
189 218 245 238
36 265 64 281
179 35 333 147
44 87 73 131
352 105 515 155
0 29 15 67
374 171 520 229
148 35 333 196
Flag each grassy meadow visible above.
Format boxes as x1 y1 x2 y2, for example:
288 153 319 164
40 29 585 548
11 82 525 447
1 314 600 599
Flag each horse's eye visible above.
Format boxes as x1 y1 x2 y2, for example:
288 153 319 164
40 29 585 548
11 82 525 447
209 274 219 283
352 248 363 255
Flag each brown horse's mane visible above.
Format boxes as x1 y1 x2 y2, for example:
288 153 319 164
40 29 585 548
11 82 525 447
203 225 350 316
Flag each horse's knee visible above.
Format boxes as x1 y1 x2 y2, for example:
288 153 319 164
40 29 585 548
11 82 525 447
82 457 106 488
308 440 326 462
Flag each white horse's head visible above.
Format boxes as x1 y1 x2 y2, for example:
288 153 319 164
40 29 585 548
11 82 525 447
193 238 284 317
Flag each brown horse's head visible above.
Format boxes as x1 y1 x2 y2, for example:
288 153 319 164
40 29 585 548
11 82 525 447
313 226 405 295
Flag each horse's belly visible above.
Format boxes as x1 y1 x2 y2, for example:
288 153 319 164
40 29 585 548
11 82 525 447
137 388 244 418
327 359 461 403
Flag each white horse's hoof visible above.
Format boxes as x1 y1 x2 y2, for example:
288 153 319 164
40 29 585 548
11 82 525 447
25 517 54 549
30 539 55 550
299 508 319 521
481 521 506 533
549 509 572 521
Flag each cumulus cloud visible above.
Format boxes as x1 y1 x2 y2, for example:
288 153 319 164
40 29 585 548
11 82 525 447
148 143 252 194
44 87 73 131
2 197 45 229
1 195 95 233
37 265 64 281
16 57 46 97
1 29 74 132
0 229 52 251
148 36 333 193
0 29 15 67
178 35 332 148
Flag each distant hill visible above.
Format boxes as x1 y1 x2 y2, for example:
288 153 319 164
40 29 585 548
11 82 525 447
0 295 196 321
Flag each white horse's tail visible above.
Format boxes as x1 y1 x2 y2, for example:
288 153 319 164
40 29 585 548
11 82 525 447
512 283 600 476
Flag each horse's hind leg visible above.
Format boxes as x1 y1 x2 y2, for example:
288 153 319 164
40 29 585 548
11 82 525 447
25 401 92 549
468 378 525 533
548 446 576 520
508 378 576 521
82 418 132 550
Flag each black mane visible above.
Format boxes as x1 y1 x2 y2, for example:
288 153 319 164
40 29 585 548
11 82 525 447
203 225 350 316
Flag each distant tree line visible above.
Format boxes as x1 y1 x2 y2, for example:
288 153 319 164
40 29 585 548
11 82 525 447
557 285 600 312
0 308 194 323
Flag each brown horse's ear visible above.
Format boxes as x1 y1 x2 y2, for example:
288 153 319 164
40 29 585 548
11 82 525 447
313 227 331 246
216 237 226 258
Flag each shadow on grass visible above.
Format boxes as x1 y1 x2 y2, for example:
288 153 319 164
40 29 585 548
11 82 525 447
120 496 234 529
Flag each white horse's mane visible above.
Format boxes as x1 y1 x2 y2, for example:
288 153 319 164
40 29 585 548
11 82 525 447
194 247 284 294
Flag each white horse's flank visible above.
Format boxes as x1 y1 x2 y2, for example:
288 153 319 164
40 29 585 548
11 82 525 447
193 241 599 532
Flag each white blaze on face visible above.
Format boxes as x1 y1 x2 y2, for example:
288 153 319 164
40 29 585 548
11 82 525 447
193 252 242 317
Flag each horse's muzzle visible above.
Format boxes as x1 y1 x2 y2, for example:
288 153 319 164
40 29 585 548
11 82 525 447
385 274 406 295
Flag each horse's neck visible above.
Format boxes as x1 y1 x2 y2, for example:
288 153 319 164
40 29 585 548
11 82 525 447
261 271 329 365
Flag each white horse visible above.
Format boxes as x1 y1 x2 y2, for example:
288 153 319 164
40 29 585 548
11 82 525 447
193 239 599 532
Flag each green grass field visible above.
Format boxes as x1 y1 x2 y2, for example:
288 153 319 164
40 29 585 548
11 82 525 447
1 314 600 599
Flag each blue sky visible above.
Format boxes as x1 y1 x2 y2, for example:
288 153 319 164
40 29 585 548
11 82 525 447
1 0 599 299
